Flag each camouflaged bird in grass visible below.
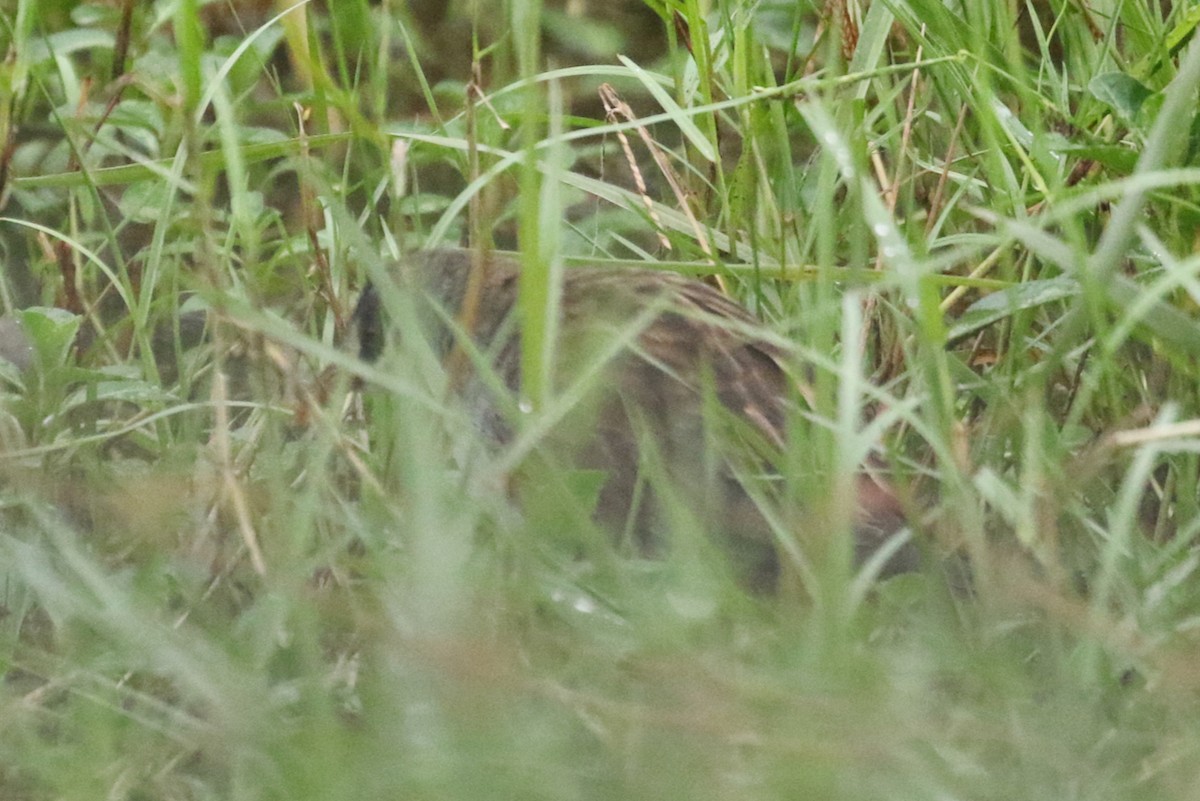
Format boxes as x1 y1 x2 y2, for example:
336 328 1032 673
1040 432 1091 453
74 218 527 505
353 249 917 591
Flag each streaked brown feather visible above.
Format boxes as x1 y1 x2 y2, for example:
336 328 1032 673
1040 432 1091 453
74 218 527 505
355 248 915 589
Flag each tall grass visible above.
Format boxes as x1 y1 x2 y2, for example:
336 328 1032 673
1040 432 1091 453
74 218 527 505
2 0 1200 798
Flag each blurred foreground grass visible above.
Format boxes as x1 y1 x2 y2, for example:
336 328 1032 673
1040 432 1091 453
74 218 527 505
3 1 1200 798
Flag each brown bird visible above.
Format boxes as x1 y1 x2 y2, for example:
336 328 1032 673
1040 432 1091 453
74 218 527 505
354 249 916 590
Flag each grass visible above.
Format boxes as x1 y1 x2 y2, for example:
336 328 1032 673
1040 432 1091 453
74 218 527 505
3 0 1200 798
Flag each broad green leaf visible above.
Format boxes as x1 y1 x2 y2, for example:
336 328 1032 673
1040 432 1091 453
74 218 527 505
1089 72 1155 120
18 307 80 371
948 276 1079 341
28 29 114 63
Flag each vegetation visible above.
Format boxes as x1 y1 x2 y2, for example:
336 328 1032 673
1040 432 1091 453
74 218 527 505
2 0 1200 798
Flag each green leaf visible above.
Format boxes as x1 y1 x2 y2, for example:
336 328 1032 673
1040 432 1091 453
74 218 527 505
1089 72 1155 121
61 374 177 413
0 358 23 390
1050 143 1139 174
118 181 178 224
28 29 115 63
70 2 121 27
18 307 80 372
948 276 1079 341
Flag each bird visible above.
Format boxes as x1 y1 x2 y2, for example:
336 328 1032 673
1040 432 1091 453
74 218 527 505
353 248 916 591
